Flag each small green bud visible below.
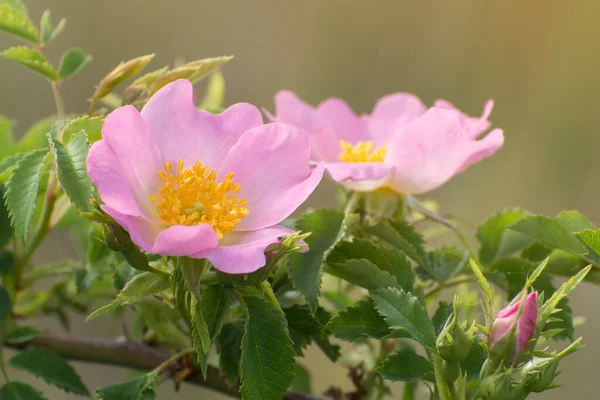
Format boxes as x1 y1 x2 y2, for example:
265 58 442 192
479 370 513 400
436 303 471 363
521 356 559 393
103 224 150 271
441 360 461 383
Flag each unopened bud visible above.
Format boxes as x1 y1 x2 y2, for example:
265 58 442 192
436 301 471 363
479 370 513 400
521 356 559 393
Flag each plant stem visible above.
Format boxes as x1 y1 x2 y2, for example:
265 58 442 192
433 355 459 400
153 348 195 375
425 276 477 300
51 81 65 118
401 381 417 400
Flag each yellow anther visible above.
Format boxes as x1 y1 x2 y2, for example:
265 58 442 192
338 140 387 163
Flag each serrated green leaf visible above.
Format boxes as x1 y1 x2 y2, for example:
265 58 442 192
476 209 529 265
284 304 322 355
428 246 469 282
0 5 38 43
371 287 436 350
192 300 210 355
5 149 48 243
9 348 89 395
218 321 244 387
95 373 157 400
377 347 432 382
201 284 233 341
327 298 389 341
366 219 430 273
0 186 13 247
240 289 296 400
86 272 170 320
0 152 24 182
6 326 42 344
0 286 11 320
2 46 57 80
328 239 414 292
327 259 397 291
49 132 92 211
0 381 47 400
287 209 356 312
58 48 92 79
61 116 103 144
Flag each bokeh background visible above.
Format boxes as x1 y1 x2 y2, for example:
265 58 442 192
1 0 600 398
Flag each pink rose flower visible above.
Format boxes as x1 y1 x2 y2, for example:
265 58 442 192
87 80 324 274
272 92 503 194
489 292 538 359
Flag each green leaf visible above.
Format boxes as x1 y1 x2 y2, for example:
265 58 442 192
62 116 103 144
287 209 356 312
86 272 170 320
0 286 11 320
0 153 25 181
427 246 468 283
284 304 322 355
48 18 65 42
0 5 38 43
201 284 233 341
200 69 225 110
291 363 312 394
4 148 48 244
58 48 92 79
218 321 244 387
327 298 389 341
328 239 414 292
39 9 52 43
192 300 210 355
15 116 55 153
1 46 57 80
0 250 14 275
6 326 42 344
0 186 13 247
95 373 157 400
240 289 296 400
366 219 430 272
476 209 529 265
371 287 436 350
432 301 452 335
327 259 397 291
461 340 486 381
9 348 89 395
0 381 47 400
377 347 432 382
0 116 14 159
0 0 29 15
49 132 92 211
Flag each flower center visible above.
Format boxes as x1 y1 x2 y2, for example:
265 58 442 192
149 160 249 239
338 140 387 163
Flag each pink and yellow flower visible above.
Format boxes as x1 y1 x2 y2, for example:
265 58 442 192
87 80 324 274
272 91 504 194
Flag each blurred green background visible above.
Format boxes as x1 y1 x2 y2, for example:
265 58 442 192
2 0 600 398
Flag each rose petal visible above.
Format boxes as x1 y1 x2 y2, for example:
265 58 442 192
434 99 494 139
193 225 294 274
385 107 504 194
218 123 324 231
273 90 315 131
102 205 161 252
141 79 263 171
315 98 369 144
368 93 427 145
151 224 219 256
325 162 391 192
517 292 538 354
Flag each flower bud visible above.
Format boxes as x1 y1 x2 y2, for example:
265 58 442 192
489 292 538 362
436 312 471 363
521 356 559 393
479 370 513 400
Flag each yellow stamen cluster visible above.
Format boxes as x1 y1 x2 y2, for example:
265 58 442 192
338 140 387 163
149 160 249 238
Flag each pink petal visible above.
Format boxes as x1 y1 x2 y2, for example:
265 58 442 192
385 108 504 194
218 123 324 231
273 90 315 131
141 79 263 171
517 292 538 354
151 224 219 256
193 225 294 274
325 162 392 192
102 205 161 252
368 93 427 145
315 98 369 144
434 99 494 139
101 105 163 209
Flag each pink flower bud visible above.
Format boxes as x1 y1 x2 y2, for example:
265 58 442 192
489 292 538 361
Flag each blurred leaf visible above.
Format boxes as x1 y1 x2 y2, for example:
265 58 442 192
201 284 233 341
39 9 52 43
15 116 55 153
371 287 436 350
49 132 92 211
521 242 552 262
6 326 42 344
291 363 312 394
0 286 11 320
0 250 14 275
287 209 357 312
58 48 91 79
5 149 48 243
1 47 57 80
476 208 529 265
0 152 24 182
461 340 486 381
48 18 66 42
0 116 14 159
0 0 28 15
140 301 189 348
240 288 295 400
218 321 244 387
13 289 49 316
432 301 452 335
122 66 168 103
327 259 396 291
0 5 38 43
366 219 431 273
95 373 157 400
200 69 225 110
0 381 47 400
61 116 103 144
0 186 13 247
284 304 321 355
146 56 233 97
327 298 389 341
377 347 432 382
428 246 468 283
9 348 89 395
86 271 170 320
328 239 414 292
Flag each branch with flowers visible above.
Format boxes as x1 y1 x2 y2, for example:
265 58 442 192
0 2 597 400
